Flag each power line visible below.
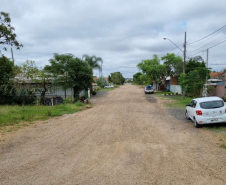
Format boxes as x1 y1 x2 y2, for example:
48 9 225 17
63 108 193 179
187 24 226 44
187 31 226 54
187 37 226 58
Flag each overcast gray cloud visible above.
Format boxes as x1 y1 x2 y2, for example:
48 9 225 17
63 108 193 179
1 0 226 77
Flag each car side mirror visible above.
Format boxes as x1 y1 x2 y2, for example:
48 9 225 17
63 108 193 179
186 104 191 107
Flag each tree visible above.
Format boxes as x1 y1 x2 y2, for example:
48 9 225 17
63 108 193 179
136 55 167 84
161 53 183 76
178 57 210 97
108 75 112 83
133 72 142 84
82 54 102 92
45 53 75 99
45 54 93 101
0 12 23 54
96 76 107 88
110 72 125 84
0 56 15 104
185 56 206 73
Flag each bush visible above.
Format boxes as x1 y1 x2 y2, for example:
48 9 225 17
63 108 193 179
222 97 226 102
92 91 97 95
96 77 107 88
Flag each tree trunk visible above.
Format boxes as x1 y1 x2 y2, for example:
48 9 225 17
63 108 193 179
73 86 79 102
40 77 47 105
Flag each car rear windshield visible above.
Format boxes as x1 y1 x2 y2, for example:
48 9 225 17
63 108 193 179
200 100 224 109
146 86 152 90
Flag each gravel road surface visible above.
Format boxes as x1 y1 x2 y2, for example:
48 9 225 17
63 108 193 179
1 84 226 185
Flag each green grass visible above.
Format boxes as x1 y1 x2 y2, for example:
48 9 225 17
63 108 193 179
220 143 226 149
154 91 169 95
99 88 115 91
162 96 194 109
204 125 226 132
0 102 89 127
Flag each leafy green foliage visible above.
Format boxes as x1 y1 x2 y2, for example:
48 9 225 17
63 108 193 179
161 53 183 76
178 57 210 97
82 54 102 71
185 56 206 74
0 12 23 52
0 56 16 104
96 76 107 87
133 72 142 84
110 72 125 84
45 54 93 100
136 55 166 84
108 75 112 82
0 56 14 84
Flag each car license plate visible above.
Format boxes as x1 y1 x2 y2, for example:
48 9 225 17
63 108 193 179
211 118 218 121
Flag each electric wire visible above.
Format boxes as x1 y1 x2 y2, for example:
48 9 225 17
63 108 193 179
187 24 226 44
187 31 226 54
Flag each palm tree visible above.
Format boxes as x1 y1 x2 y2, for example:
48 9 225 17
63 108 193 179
82 54 103 93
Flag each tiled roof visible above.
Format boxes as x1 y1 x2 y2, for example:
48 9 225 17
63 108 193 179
210 72 223 78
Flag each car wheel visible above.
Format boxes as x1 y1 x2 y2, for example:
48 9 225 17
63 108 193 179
185 110 190 120
193 117 201 128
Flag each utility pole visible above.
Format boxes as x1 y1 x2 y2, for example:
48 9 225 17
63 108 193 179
11 47 14 63
183 32 186 73
206 49 209 68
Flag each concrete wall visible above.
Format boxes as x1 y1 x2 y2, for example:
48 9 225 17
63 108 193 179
214 86 225 98
170 85 182 94
153 82 159 91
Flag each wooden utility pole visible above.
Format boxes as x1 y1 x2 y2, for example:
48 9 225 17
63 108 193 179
183 32 186 73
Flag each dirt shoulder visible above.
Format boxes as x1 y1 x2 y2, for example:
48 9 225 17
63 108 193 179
1 84 226 185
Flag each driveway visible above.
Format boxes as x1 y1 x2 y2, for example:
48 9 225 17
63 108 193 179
0 84 226 185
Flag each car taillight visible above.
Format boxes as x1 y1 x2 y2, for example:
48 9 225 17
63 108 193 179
225 108 226 113
196 110 202 116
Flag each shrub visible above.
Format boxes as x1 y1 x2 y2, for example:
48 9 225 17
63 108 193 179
92 91 97 95
222 97 226 102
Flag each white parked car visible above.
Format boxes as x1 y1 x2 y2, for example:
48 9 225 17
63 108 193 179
144 85 154 94
104 85 114 88
185 97 226 128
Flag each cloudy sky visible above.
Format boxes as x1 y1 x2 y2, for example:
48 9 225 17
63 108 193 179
1 0 226 77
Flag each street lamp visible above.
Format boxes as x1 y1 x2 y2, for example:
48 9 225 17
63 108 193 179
163 33 186 74
163 38 183 52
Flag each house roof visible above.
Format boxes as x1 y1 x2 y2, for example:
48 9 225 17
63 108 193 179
210 72 223 78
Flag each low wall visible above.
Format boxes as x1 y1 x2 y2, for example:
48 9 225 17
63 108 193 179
171 85 182 94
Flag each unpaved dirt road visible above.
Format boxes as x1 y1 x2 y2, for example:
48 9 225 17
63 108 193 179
1 84 226 185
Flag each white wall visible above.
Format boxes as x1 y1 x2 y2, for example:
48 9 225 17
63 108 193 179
33 86 86 99
171 85 182 94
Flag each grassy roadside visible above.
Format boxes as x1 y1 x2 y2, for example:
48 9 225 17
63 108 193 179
155 94 226 149
154 91 168 95
156 95 193 109
0 102 91 128
99 88 115 91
